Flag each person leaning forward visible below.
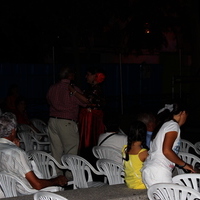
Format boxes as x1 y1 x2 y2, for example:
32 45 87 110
0 112 68 198
46 66 88 178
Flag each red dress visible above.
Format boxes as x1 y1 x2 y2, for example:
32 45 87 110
79 84 105 150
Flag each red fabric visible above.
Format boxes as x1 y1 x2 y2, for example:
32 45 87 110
79 108 105 149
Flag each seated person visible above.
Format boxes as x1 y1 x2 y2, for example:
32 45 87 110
97 115 127 158
0 112 68 197
5 84 20 112
14 96 40 133
137 111 156 149
122 121 148 189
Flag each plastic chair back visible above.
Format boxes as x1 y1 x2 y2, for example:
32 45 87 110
172 173 200 192
177 152 200 174
18 124 37 133
30 118 48 134
34 191 68 200
194 141 200 155
0 171 38 197
27 150 67 179
96 159 124 185
180 139 200 155
92 146 122 164
18 131 50 152
0 171 64 198
61 154 106 189
17 131 35 151
148 183 200 200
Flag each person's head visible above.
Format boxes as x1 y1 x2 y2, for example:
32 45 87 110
125 121 147 161
0 112 17 139
137 112 156 132
152 100 189 140
85 68 105 85
59 66 75 81
157 101 188 126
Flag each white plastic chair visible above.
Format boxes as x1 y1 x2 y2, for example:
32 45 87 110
177 152 200 174
30 118 48 134
96 159 124 185
0 171 61 198
18 124 49 141
172 173 200 192
27 150 67 179
18 131 50 152
194 141 200 155
34 191 68 200
61 154 106 189
27 150 73 189
92 146 123 164
147 183 200 200
180 139 200 155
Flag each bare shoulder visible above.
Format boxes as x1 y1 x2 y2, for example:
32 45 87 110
138 149 148 162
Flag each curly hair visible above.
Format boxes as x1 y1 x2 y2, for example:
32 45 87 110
0 112 17 138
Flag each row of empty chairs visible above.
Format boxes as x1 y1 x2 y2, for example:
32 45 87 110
1 150 103 197
17 118 51 152
28 150 106 189
18 131 51 152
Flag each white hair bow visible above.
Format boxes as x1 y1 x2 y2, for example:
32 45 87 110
157 104 173 114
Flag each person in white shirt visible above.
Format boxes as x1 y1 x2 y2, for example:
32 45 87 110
97 116 127 152
0 112 68 197
142 102 195 188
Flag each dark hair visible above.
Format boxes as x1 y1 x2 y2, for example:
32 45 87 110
125 121 147 161
103 114 120 133
137 112 156 127
151 101 189 140
59 66 75 79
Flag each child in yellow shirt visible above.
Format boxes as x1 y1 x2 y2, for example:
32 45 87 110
122 121 148 189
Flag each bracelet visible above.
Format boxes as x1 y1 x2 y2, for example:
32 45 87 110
179 162 187 168
73 90 77 95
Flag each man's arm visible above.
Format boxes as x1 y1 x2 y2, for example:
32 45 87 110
68 85 89 104
25 171 68 190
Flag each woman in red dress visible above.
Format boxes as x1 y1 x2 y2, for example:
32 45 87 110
79 68 106 153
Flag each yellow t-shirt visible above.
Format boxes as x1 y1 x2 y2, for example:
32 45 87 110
122 145 146 189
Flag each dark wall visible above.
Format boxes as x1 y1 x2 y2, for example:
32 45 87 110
0 63 163 119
